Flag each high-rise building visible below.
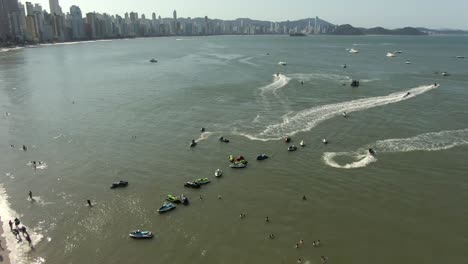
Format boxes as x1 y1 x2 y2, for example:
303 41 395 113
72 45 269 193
70 5 84 40
152 13 156 20
49 0 62 15
173 10 177 20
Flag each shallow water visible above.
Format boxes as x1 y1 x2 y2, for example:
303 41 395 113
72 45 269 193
1 35 468 264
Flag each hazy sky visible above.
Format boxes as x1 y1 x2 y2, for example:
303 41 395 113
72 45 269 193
33 0 468 29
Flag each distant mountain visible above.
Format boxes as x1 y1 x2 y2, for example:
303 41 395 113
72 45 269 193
332 24 365 35
332 24 426 35
365 27 393 34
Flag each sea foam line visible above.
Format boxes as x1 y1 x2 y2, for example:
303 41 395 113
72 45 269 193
240 84 439 141
0 184 45 263
323 128 468 169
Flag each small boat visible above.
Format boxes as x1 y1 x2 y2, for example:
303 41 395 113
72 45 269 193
180 194 189 205
349 48 359 54
300 140 305 147
256 154 268 160
350 80 360 87
195 178 210 185
278 61 287 66
229 155 235 162
288 145 297 151
149 59 158 63
322 138 328 144
219 137 230 143
405 61 412 64
129 230 153 239
230 163 246 168
166 195 181 204
215 169 223 177
189 140 197 148
456 56 465 59
158 203 176 213
368 148 377 156
184 181 201 188
386 52 396 57
110 180 128 189
284 137 291 143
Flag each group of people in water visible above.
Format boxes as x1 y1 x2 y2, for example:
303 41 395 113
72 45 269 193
7 216 33 248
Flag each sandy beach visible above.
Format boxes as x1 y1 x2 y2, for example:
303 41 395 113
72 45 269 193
0 217 11 264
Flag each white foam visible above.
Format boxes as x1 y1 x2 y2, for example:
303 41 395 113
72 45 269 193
259 74 291 95
195 132 215 142
323 152 378 169
40 40 112 47
242 84 439 141
323 128 468 169
0 47 23 53
0 184 45 263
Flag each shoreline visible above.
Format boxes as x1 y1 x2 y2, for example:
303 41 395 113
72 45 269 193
0 216 11 264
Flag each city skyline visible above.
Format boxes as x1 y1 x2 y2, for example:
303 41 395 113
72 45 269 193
30 0 468 29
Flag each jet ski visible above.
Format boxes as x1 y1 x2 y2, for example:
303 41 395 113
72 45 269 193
184 181 201 188
278 61 287 66
230 163 246 168
288 145 297 151
300 140 305 147
322 138 328 144
158 203 176 213
350 80 360 87
166 194 181 204
215 169 223 177
368 148 377 156
180 194 189 205
256 154 269 160
195 178 211 185
442 72 450 76
129 230 153 239
110 180 128 189
189 140 197 148
219 137 230 143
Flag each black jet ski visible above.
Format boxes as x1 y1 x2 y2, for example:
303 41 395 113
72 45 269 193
110 180 128 189
184 182 201 188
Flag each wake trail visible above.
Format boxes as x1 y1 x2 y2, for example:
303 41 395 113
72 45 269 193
323 128 468 169
239 84 439 141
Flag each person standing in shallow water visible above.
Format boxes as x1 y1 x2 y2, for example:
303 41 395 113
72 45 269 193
29 191 33 200
87 200 92 207
8 220 13 230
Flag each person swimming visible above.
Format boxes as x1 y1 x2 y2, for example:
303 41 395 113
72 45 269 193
403 92 411 98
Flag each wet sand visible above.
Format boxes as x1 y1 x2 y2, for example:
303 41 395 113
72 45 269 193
0 217 11 264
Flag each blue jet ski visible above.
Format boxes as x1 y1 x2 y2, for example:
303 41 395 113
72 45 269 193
158 203 176 213
129 230 153 239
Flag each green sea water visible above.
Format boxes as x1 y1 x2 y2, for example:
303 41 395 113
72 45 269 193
0 35 468 264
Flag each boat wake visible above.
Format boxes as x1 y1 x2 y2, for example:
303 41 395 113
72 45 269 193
238 84 439 141
195 132 215 142
259 74 291 96
323 128 468 169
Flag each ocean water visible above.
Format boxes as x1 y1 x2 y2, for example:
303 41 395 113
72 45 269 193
0 35 468 264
